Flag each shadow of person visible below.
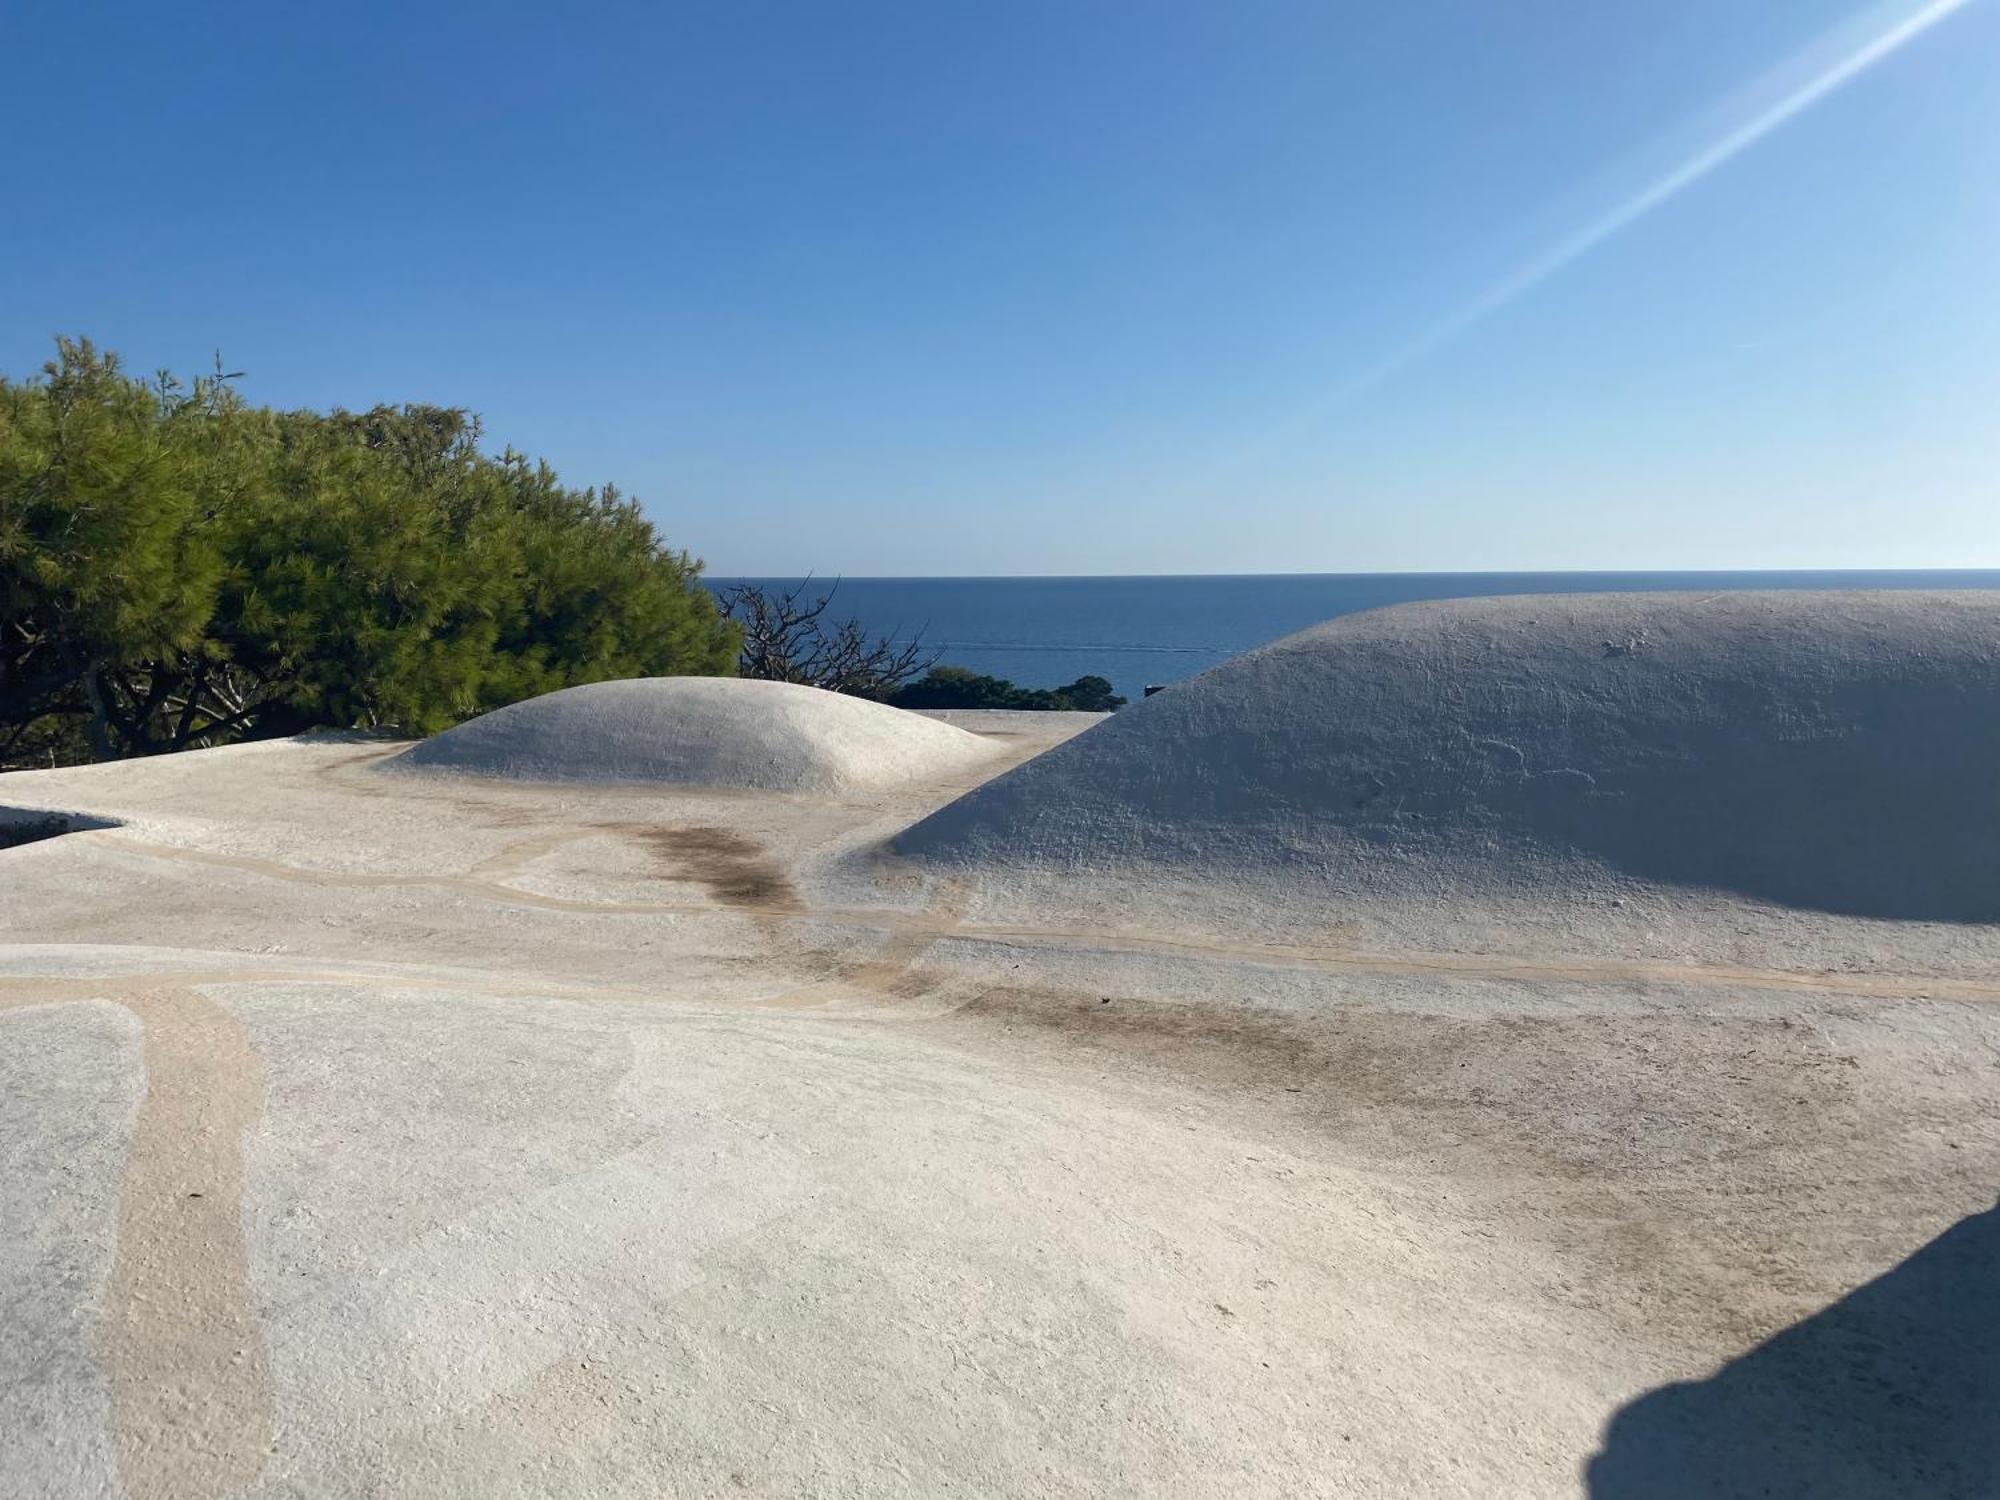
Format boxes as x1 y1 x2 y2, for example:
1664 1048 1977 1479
1586 1201 1999 1498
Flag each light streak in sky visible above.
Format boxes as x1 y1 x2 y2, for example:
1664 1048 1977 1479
1319 0 1977 407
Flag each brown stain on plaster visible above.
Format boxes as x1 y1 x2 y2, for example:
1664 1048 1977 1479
0 980 271 1500
757 878 971 1009
106 820 809 920
635 825 803 911
73 830 2000 1004
103 987 271 1500
471 821 806 913
920 978 2000 1363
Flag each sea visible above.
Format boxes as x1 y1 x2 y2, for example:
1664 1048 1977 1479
705 571 2000 704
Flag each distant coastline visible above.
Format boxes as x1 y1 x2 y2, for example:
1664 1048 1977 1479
705 570 2000 703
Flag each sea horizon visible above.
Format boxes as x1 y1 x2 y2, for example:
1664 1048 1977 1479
710 567 2000 580
705 568 2000 702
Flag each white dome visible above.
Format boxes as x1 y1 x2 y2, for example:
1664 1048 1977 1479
394 677 1001 796
901 591 2000 921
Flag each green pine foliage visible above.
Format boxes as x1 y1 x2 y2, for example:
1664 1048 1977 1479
1 338 736 766
886 666 1126 712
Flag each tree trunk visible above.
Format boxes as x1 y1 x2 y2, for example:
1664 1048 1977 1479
83 670 117 761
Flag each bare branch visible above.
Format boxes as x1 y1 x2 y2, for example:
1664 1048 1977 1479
718 580 938 697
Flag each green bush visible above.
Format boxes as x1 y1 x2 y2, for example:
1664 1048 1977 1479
1 338 736 766
886 666 1125 712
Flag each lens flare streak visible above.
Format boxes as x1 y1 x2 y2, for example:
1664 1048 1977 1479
1326 0 1976 404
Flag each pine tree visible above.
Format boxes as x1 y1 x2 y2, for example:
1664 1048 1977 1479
0 339 737 766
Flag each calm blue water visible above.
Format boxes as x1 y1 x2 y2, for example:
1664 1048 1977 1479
706 572 2000 703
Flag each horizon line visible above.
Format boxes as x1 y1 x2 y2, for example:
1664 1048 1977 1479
702 566 2000 582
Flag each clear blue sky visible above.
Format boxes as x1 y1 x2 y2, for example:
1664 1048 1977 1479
5 0 1995 575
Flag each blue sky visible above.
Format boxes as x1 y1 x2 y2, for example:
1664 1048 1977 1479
5 0 1995 575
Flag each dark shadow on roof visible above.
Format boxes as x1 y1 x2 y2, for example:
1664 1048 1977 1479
1586 1201 2000 1499
0 807 120 851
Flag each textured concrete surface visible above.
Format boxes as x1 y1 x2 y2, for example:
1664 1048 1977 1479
902 592 2000 967
395 677 1004 794
3 640 1997 1498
